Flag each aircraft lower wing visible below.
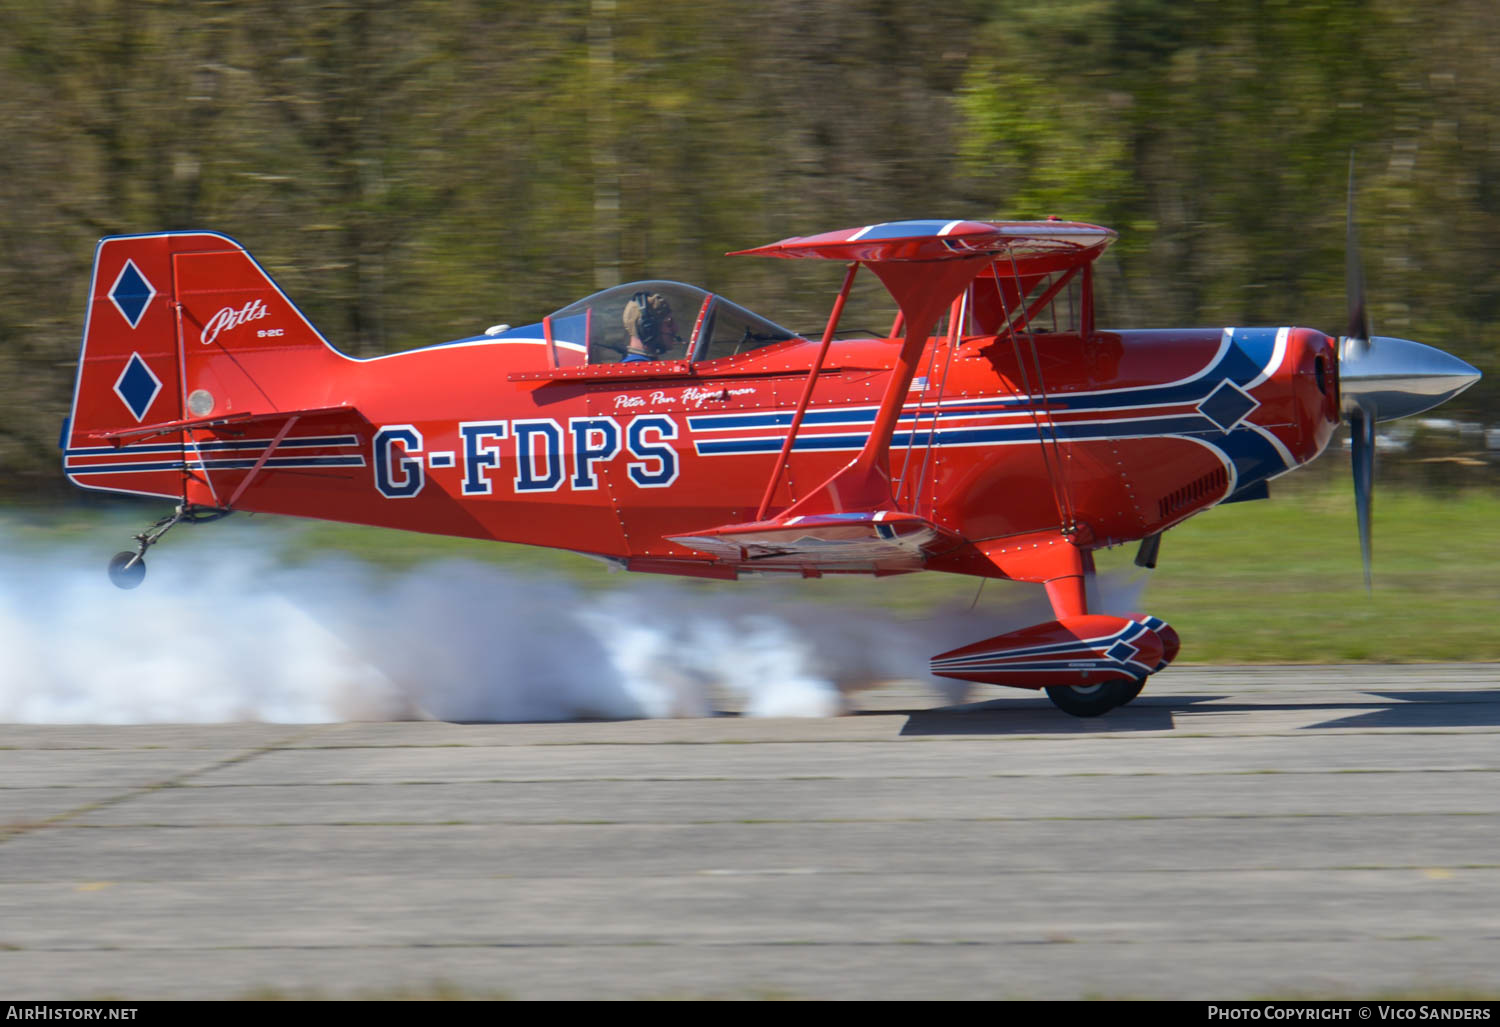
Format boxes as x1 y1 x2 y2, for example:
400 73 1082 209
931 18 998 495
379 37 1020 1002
666 510 963 572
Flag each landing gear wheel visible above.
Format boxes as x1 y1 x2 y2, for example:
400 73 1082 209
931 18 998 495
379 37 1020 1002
102 505 230 590
108 551 146 590
1044 679 1136 717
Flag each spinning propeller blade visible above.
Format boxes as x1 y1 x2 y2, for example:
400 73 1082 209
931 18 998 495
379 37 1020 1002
1349 405 1375 593
1337 157 1480 591
1345 159 1372 354
1344 158 1375 593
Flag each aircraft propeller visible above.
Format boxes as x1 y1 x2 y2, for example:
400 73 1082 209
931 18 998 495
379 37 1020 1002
1337 159 1481 591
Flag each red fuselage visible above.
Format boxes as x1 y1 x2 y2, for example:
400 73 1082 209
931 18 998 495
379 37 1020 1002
154 324 1338 574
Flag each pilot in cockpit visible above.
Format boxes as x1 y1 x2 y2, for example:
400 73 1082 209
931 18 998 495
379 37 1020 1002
621 291 681 362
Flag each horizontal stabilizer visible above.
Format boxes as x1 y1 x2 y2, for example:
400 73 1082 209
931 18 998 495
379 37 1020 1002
85 405 358 443
667 510 963 570
65 404 367 509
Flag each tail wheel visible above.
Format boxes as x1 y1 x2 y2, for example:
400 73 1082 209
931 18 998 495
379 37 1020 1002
107 551 146 590
103 505 231 590
1044 679 1138 718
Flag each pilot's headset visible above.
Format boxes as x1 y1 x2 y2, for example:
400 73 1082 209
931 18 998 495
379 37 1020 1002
631 290 663 353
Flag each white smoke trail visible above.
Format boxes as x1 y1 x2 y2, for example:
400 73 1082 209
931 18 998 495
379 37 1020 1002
0 528 1152 724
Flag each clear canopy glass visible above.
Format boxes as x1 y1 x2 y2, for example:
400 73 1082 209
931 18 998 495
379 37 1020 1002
545 280 800 364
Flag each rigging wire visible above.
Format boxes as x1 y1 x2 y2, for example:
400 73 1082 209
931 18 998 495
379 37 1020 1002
1001 250 1078 535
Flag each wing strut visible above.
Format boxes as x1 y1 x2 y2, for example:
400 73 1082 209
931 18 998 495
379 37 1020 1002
755 262 859 520
774 254 994 517
225 414 299 508
894 288 965 512
1004 264 1080 335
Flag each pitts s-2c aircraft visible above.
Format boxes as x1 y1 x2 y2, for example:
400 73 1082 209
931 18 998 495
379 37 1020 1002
64 210 1480 716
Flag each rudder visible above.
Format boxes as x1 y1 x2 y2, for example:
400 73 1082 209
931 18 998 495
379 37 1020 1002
64 232 346 500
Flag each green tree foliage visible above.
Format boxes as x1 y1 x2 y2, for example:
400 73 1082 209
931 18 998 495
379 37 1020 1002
0 0 1495 494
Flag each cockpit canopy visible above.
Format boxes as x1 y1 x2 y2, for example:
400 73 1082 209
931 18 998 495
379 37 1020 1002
545 280 801 364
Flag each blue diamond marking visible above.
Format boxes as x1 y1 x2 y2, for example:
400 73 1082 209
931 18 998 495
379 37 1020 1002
113 353 162 422
1105 640 1139 664
109 259 156 329
1196 380 1259 432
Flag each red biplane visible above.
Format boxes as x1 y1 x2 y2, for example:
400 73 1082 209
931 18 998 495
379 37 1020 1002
64 215 1479 716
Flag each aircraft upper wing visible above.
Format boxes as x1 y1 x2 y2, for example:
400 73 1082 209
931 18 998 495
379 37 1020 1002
711 218 1118 529
730 219 1115 275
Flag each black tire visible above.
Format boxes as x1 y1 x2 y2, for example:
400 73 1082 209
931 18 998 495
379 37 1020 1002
108 551 146 590
1044 679 1136 717
1114 678 1147 707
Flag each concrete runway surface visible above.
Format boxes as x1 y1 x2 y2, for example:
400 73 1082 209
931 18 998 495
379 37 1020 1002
3 664 1499 1001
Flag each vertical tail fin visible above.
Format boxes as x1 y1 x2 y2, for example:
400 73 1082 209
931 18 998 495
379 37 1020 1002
64 232 347 500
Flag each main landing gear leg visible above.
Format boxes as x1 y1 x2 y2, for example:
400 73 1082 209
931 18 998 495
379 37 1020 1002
1039 549 1146 718
932 536 1177 719
107 505 232 589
